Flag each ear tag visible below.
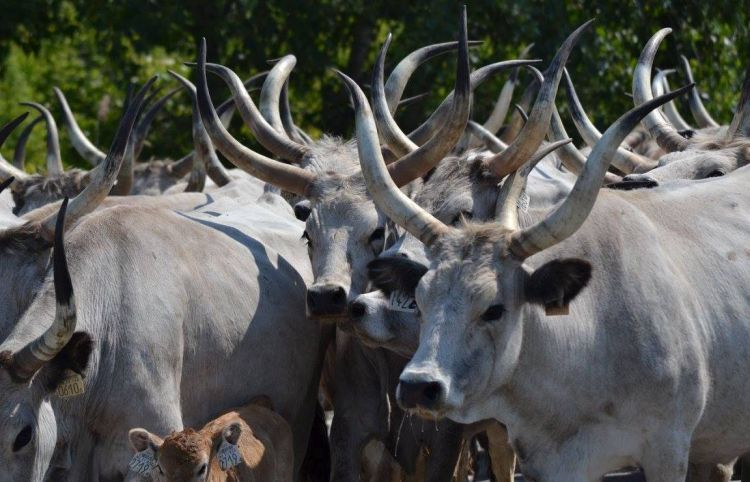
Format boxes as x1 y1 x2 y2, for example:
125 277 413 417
545 304 569 316
217 440 242 470
516 189 530 213
389 290 418 313
55 370 85 398
129 449 158 475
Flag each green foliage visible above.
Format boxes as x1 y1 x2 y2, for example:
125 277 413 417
1 0 748 173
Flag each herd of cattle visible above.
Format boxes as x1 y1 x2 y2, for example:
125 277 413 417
0 7 749 481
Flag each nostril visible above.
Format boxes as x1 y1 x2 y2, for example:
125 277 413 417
398 378 445 410
422 382 442 403
333 286 347 301
349 301 366 320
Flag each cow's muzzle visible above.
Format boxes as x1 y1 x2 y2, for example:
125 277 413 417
397 375 446 412
307 283 348 318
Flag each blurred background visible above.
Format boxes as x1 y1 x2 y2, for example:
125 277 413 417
1 0 748 171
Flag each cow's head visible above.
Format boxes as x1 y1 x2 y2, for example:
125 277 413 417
10 171 90 216
348 257 427 357
195 9 473 321
617 137 749 187
340 23 690 421
128 426 232 482
301 167 387 319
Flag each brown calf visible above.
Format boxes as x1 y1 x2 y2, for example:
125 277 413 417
128 398 293 481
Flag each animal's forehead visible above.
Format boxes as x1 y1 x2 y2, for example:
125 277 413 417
307 174 381 232
160 430 210 464
301 136 360 175
431 224 511 261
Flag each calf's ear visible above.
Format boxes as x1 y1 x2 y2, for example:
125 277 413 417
128 428 163 452
223 422 242 445
524 258 592 310
367 257 428 296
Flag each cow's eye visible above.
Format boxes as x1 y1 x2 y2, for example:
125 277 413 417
12 425 32 452
197 462 207 476
450 210 473 226
302 231 313 249
706 170 724 178
369 227 385 254
480 304 505 322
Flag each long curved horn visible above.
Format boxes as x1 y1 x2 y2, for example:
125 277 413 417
19 102 64 176
466 121 507 152
481 43 535 136
200 61 310 163
9 199 75 380
0 113 31 181
280 80 310 144
727 67 750 139
53 87 107 166
383 5 472 187
564 69 657 174
500 69 543 144
384 40 482 113
486 20 593 179
547 103 622 183
260 55 301 139
632 29 690 152
371 33 417 156
39 78 157 239
0 177 14 195
372 31 536 157
131 88 180 160
167 71 270 179
654 70 692 131
168 70 231 188
215 71 269 129
338 70 449 246
510 84 693 259
12 115 43 170
195 39 315 196
496 138 572 231
679 55 719 128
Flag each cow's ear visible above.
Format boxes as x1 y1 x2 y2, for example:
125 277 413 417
46 332 93 391
524 259 591 309
128 428 163 453
223 422 242 445
367 257 428 296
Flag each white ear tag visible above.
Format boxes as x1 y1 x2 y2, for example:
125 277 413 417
516 189 530 213
129 449 158 475
388 290 418 313
55 371 85 399
217 440 242 470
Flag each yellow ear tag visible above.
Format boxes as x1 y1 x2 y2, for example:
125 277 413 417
545 304 570 316
55 371 85 398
